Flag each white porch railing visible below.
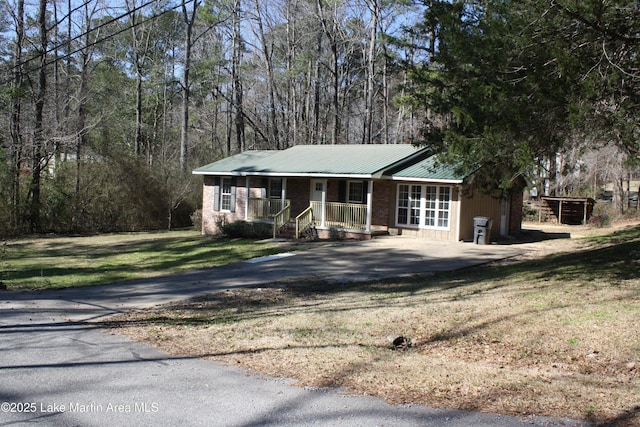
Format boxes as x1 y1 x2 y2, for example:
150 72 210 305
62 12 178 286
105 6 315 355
273 204 291 238
310 201 367 230
248 198 290 220
247 198 367 237
295 206 314 238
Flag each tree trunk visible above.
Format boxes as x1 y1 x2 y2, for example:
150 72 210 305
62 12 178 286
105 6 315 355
316 0 340 145
180 0 200 170
285 1 298 148
73 0 99 230
9 0 25 233
127 0 151 158
30 0 48 232
65 0 72 124
135 71 143 156
231 0 245 153
74 58 89 228
285 0 297 147
426 0 435 140
313 29 321 144
362 0 378 144
613 177 624 216
626 172 631 210
382 49 389 144
52 0 60 132
254 0 280 149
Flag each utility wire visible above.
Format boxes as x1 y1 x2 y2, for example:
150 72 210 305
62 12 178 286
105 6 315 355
21 0 181 68
49 0 97 32
3 0 193 84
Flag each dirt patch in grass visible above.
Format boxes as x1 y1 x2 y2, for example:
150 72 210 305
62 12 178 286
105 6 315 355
109 222 640 426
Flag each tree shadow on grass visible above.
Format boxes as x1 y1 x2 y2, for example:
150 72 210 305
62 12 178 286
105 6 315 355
504 227 571 244
596 405 640 427
96 223 640 329
1 236 283 290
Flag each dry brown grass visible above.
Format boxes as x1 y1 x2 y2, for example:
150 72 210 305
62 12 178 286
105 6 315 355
109 222 640 426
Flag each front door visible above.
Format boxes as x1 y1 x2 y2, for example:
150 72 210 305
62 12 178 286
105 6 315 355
310 180 325 202
310 180 326 225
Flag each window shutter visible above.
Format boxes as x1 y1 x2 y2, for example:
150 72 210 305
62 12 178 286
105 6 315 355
261 178 268 198
230 178 237 213
338 180 346 202
213 177 220 211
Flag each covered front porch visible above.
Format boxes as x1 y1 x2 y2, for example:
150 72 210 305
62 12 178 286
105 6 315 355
246 198 371 239
244 177 374 239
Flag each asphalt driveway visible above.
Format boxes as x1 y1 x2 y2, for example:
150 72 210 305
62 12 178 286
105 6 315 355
0 235 587 426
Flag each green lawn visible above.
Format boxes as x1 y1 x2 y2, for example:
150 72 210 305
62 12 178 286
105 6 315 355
0 231 282 291
111 223 640 424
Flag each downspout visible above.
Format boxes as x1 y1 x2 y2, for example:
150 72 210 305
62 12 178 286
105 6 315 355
455 185 462 242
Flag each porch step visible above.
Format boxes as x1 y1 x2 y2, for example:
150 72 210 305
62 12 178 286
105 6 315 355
276 222 297 239
276 221 319 239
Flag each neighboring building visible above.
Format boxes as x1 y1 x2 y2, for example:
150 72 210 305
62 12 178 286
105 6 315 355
193 145 523 241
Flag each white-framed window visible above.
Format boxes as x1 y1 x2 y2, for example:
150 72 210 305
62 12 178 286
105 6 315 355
397 184 409 224
425 186 437 226
213 177 236 212
268 178 283 199
397 184 422 225
396 184 451 229
348 181 365 203
437 187 451 227
410 185 422 225
220 178 232 211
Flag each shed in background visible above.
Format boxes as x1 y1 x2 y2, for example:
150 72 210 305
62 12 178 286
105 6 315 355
540 197 595 225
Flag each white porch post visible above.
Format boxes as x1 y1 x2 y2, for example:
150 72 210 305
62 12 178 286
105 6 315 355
455 185 462 242
244 177 250 220
281 178 287 209
365 180 372 232
321 180 327 227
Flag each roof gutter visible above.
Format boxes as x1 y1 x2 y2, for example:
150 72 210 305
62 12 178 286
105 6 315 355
192 170 374 179
384 176 464 184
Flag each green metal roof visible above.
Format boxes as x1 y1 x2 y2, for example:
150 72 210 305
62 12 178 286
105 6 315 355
193 144 426 177
192 150 277 174
387 155 467 183
192 145 470 182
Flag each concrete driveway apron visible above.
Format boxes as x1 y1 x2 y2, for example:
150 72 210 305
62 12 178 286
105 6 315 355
0 236 586 426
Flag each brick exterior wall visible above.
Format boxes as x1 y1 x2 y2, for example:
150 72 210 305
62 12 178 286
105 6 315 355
201 176 393 237
201 176 249 235
199 175 521 241
287 178 311 216
201 175 216 235
371 180 393 227
202 176 311 235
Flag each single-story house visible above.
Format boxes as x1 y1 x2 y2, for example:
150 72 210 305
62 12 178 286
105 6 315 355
192 144 523 241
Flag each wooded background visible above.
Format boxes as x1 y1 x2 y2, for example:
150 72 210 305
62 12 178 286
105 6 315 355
1 0 638 236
